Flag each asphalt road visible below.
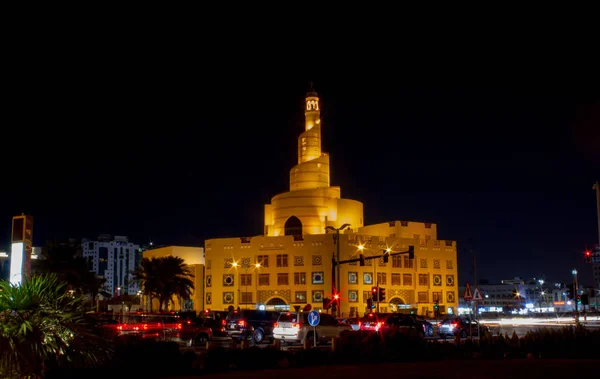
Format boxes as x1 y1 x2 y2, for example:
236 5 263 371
170 359 600 379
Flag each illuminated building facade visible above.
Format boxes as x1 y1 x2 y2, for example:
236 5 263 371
142 246 205 311
82 235 141 295
205 89 458 317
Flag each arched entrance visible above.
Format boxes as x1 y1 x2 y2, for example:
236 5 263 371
265 297 289 311
284 216 303 240
389 296 413 313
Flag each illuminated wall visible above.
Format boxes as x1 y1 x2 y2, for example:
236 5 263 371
143 246 205 312
10 214 33 286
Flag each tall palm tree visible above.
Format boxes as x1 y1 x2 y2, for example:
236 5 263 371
0 274 112 378
32 240 106 310
132 256 195 311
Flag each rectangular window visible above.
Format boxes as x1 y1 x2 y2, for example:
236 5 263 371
276 254 288 268
419 274 428 286
376 272 387 286
391 273 401 285
294 272 306 285
392 255 402 268
295 291 307 302
240 274 252 286
363 291 370 303
403 256 414 268
403 274 412 286
258 273 269 286
418 292 428 303
432 292 442 302
241 292 253 304
257 255 269 267
277 273 289 286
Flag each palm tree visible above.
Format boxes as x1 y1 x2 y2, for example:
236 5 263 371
0 274 112 378
32 240 106 310
132 256 195 311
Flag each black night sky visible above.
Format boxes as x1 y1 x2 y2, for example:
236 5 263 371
2 42 599 287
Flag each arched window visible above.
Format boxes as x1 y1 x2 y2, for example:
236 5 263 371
284 216 303 241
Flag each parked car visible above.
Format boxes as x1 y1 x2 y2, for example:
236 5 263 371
225 309 279 344
358 313 393 331
337 317 360 331
359 313 423 336
411 316 435 336
194 310 229 339
178 322 214 346
437 317 487 339
274 312 353 344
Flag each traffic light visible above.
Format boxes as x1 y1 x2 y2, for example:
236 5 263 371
359 254 365 266
378 287 386 302
581 294 589 305
408 245 414 260
433 300 439 311
322 297 331 310
371 286 378 302
585 250 592 263
383 251 390 263
566 284 574 300
577 295 582 305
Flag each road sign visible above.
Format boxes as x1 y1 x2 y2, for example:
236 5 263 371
463 282 473 301
472 287 483 301
308 310 320 326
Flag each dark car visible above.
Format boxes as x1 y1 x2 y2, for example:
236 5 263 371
359 313 424 336
225 309 279 344
411 316 435 336
194 310 229 339
437 317 487 339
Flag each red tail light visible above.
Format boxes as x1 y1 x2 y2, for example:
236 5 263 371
221 319 226 326
143 324 148 330
117 325 123 330
292 323 299 328
358 321 361 328
238 320 246 327
187 320 191 325
274 322 279 328
177 323 182 329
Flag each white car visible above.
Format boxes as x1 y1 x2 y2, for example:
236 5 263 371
273 312 352 345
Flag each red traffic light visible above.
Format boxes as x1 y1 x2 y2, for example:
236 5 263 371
372 286 377 293
333 293 340 300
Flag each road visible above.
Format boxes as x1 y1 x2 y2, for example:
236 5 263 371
169 359 600 379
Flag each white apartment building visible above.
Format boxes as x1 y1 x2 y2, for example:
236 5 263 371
82 235 141 295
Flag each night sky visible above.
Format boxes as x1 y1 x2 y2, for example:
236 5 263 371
2 48 599 287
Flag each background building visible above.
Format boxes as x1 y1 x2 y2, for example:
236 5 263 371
82 235 141 295
205 89 458 317
142 246 205 311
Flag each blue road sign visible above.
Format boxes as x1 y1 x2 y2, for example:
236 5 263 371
308 310 320 326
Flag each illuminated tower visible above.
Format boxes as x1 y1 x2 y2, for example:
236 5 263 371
10 214 34 286
290 88 330 190
264 87 364 237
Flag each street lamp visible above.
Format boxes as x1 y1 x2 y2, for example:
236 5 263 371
572 269 579 321
357 244 390 313
325 223 350 317
232 262 262 309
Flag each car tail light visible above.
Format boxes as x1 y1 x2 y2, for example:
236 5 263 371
238 320 246 327
117 325 123 330
375 322 382 331
291 323 299 328
187 320 191 325
274 322 279 328
143 324 148 330
221 319 226 326
358 321 361 328
177 323 182 329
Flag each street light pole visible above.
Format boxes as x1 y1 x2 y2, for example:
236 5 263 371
572 269 579 323
325 224 350 318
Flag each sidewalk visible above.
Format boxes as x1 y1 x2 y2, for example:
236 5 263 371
171 359 600 379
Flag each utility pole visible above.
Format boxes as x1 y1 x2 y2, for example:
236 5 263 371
594 181 600 247
326 224 350 317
